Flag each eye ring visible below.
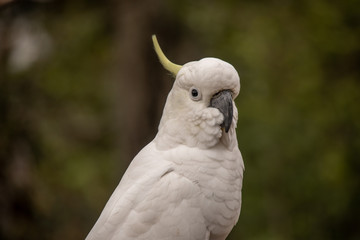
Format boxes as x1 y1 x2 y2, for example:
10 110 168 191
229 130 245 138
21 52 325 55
190 87 201 101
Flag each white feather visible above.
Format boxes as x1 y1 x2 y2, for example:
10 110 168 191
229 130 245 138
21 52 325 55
86 57 244 240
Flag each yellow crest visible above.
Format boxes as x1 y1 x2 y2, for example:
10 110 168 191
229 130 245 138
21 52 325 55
152 35 182 76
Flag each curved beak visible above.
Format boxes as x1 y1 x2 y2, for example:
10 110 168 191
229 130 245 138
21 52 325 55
209 90 233 133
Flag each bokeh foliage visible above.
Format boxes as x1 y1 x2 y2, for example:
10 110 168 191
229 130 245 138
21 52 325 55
0 0 359 239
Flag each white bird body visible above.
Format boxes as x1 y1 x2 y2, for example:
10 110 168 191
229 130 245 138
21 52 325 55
86 39 244 240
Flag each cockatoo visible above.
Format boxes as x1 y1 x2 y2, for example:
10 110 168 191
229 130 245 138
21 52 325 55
86 35 244 240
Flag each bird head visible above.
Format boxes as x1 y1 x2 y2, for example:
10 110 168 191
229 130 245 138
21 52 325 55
152 35 240 149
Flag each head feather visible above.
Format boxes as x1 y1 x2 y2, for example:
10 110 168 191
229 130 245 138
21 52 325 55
152 35 182 76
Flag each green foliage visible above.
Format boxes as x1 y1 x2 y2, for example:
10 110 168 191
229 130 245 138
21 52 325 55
1 0 359 239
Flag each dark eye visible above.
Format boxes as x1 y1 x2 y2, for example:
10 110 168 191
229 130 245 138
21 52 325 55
190 87 201 101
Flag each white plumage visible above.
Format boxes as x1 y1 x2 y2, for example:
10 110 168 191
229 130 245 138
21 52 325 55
86 37 244 240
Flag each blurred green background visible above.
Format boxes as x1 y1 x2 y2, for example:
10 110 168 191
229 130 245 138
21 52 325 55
1 0 359 239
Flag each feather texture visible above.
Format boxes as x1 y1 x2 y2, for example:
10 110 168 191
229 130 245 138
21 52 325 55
86 57 244 240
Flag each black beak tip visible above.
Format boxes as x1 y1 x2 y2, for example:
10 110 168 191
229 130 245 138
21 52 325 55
223 123 231 133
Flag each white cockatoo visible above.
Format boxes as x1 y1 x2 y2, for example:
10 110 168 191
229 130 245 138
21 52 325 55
86 35 244 240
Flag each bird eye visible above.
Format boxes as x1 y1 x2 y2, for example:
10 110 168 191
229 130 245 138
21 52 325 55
190 87 201 101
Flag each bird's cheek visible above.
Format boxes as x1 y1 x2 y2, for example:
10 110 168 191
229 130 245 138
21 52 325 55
189 108 224 146
206 107 225 127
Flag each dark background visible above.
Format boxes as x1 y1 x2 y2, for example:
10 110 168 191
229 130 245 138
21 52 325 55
1 0 359 239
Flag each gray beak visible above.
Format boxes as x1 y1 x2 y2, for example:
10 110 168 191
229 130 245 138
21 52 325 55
209 90 233 133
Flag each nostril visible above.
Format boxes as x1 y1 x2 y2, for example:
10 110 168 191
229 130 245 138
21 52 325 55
212 90 232 100
212 91 222 98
